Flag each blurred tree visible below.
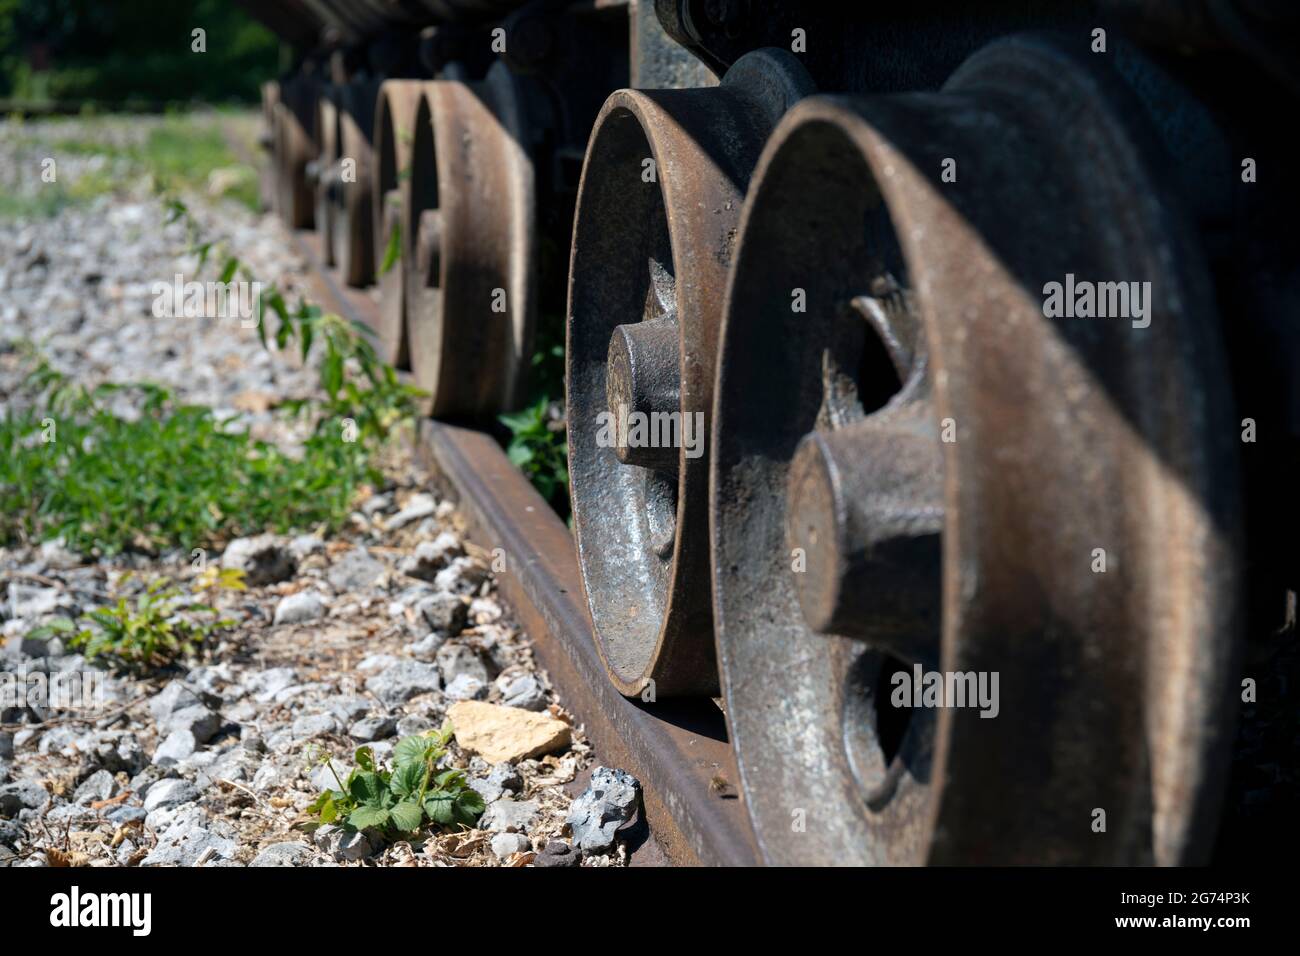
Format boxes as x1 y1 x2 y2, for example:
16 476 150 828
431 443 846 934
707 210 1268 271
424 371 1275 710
0 0 280 105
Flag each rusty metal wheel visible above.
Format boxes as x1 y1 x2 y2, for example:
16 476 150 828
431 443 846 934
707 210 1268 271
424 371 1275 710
259 81 281 214
566 50 813 698
327 79 380 288
313 84 341 268
405 63 538 418
274 76 318 230
372 79 429 369
710 36 1243 864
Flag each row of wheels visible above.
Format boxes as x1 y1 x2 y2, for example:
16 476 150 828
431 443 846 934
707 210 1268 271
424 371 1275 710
261 27 1281 864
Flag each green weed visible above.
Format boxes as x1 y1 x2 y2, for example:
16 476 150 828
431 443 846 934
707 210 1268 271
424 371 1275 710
305 727 486 836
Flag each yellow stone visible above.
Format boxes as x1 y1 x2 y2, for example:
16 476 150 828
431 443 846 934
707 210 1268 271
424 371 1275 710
448 701 571 763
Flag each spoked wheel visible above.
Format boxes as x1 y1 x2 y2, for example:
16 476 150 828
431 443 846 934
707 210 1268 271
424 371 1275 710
274 76 318 230
313 84 340 268
329 79 380 288
710 36 1243 864
372 79 429 368
406 63 538 418
567 50 813 698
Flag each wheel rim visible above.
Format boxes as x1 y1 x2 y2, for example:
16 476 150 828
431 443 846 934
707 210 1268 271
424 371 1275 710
372 79 429 369
405 63 537 419
711 36 1242 865
566 49 814 698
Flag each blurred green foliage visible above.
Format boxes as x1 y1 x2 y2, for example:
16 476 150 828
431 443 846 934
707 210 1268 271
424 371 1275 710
0 0 279 106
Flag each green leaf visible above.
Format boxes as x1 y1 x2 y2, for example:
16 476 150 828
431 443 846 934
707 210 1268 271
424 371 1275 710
354 746 375 773
394 735 433 768
321 349 344 399
379 222 401 275
391 760 425 799
347 805 390 830
453 788 486 826
218 256 239 284
348 771 386 806
390 799 424 833
423 791 455 826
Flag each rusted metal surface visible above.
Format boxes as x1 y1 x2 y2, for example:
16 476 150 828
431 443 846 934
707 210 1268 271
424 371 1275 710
566 49 812 698
327 79 380 288
273 76 320 230
405 65 539 419
372 79 430 368
313 84 340 268
710 35 1243 865
259 81 282 215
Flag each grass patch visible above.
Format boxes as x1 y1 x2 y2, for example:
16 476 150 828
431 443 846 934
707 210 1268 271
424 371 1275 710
2 196 424 556
1 114 259 220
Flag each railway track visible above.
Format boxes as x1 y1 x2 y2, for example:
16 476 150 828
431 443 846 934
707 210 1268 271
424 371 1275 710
246 0 1299 866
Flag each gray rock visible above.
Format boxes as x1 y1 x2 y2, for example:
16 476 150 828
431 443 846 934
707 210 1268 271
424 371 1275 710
289 534 325 559
161 705 222 744
444 673 487 702
490 832 531 860
246 666 298 702
395 715 435 737
221 534 296 586
251 841 316 867
105 805 147 826
46 803 102 825
0 818 27 848
142 821 238 866
327 696 371 724
143 778 200 813
291 713 339 740
7 583 66 620
566 767 640 855
469 763 523 804
273 590 326 625
314 824 373 862
73 769 118 805
436 643 492 685
361 492 394 516
252 761 293 793
148 681 207 723
386 492 437 530
349 716 397 742
0 781 49 816
356 653 399 674
500 674 548 712
327 547 386 592
38 538 81 569
415 592 468 635
399 533 465 581
0 731 12 760
433 556 489 596
534 839 580 868
153 729 199 765
405 632 448 661
479 798 539 833
366 660 442 708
